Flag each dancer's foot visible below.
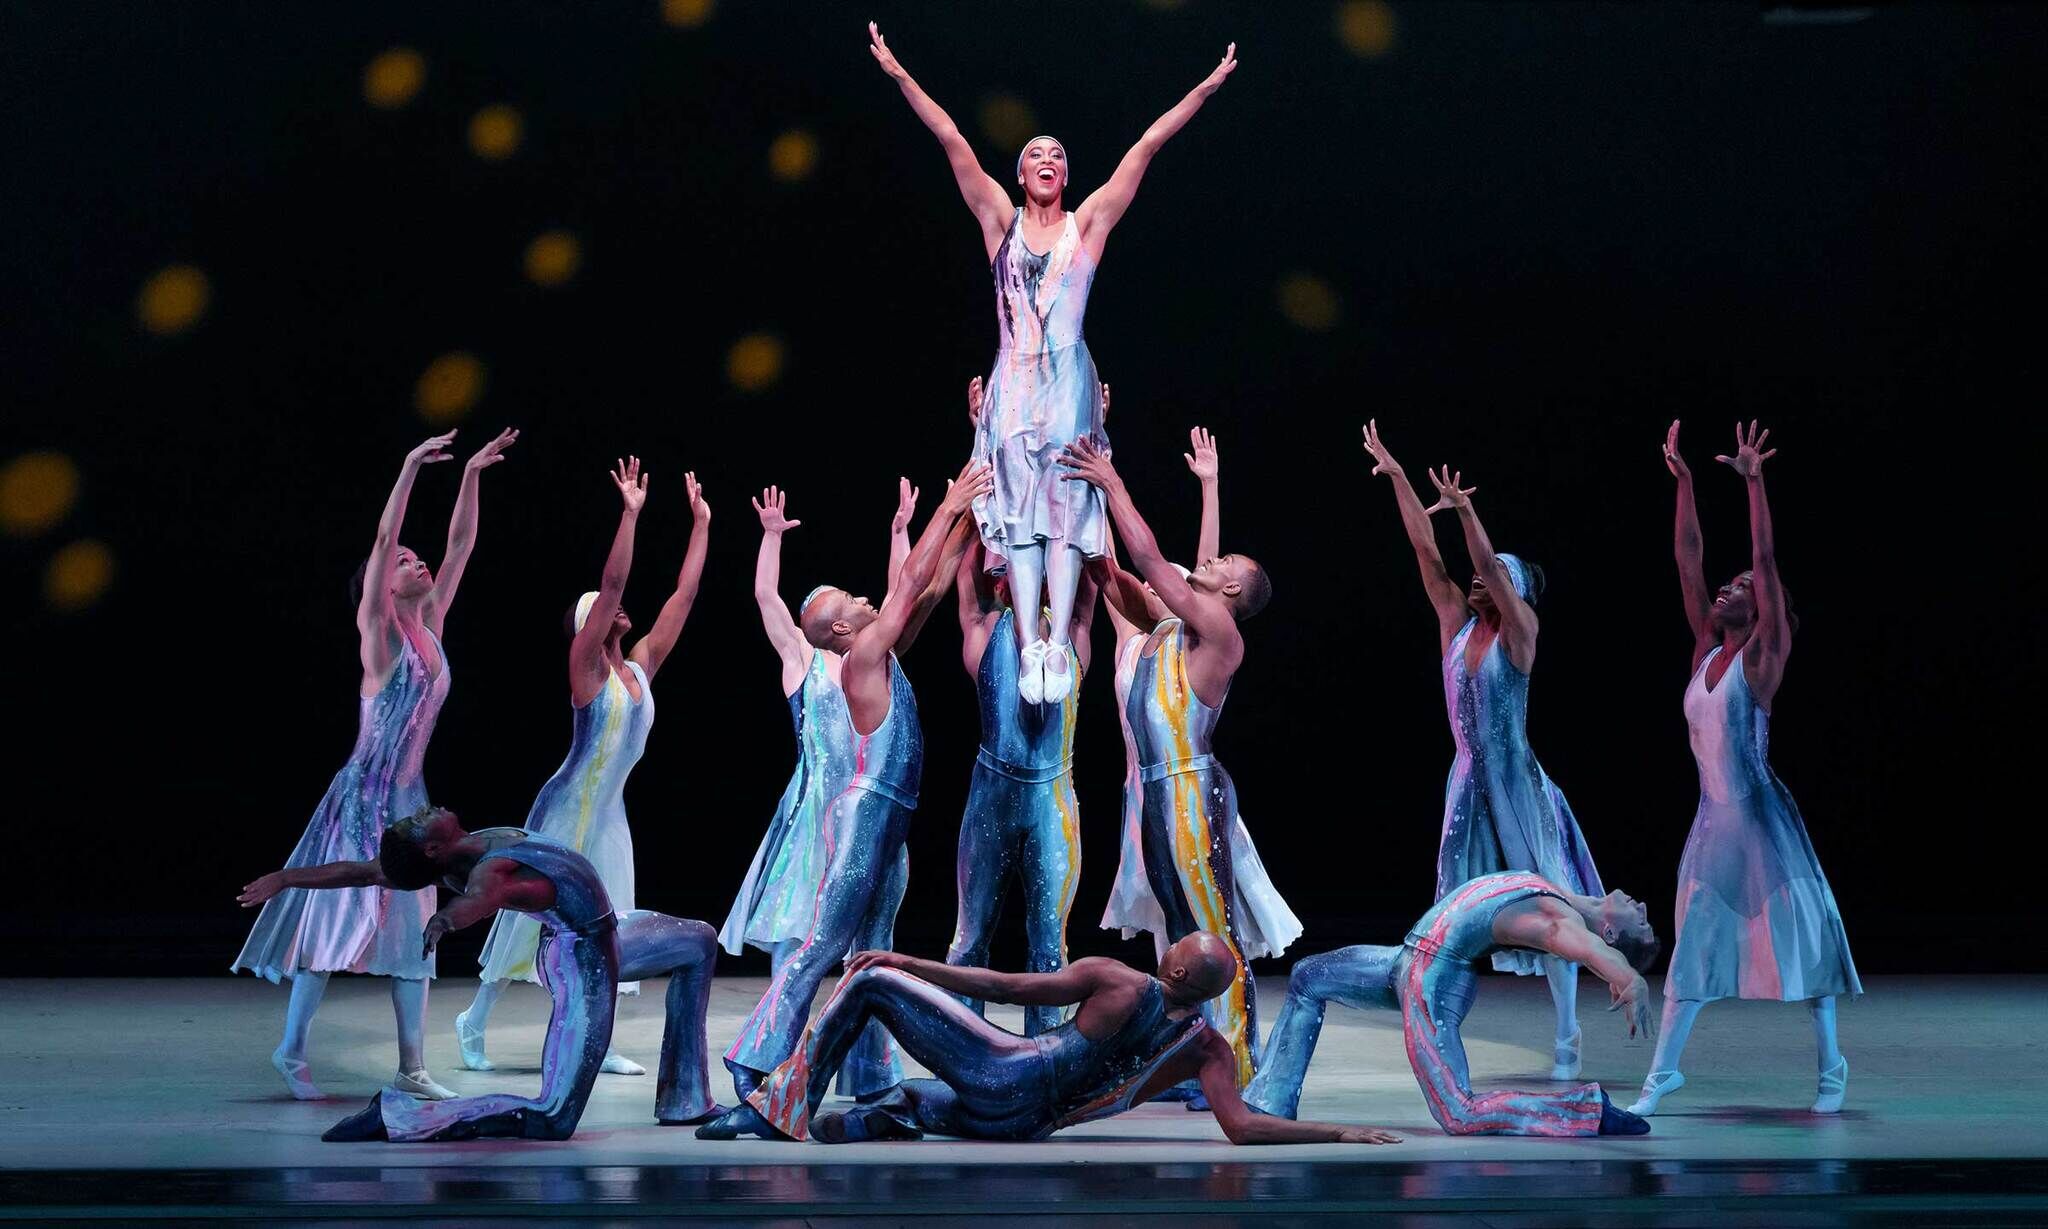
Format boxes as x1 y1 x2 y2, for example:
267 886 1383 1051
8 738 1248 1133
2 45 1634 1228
1811 1056 1848 1114
1018 638 1047 705
320 1095 390 1142
1041 641 1074 703
694 1103 786 1140
814 1106 922 1143
1147 1084 1204 1103
657 1102 729 1127
1549 1028 1583 1081
454 1009 494 1072
393 1068 458 1100
1598 1091 1652 1136
1626 1069 1685 1117
1183 1092 1213 1112
600 1052 646 1076
272 1047 325 1101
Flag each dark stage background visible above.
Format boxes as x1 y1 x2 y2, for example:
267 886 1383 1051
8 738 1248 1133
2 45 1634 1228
3 2 2039 978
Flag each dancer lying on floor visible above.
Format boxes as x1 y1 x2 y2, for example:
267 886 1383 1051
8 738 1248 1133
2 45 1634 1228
737 933 1402 1145
238 806 720 1141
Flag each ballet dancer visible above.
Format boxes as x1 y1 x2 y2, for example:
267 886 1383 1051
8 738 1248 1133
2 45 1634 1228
697 460 993 1140
868 21 1238 703
1360 421 1603 1080
1244 872 1659 1137
743 936 1402 1146
238 806 719 1140
231 426 516 1101
459 457 710 1076
1058 436 1271 1089
1628 421 1861 1116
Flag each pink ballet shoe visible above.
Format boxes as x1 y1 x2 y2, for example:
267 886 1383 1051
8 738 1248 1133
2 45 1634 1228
272 1047 325 1101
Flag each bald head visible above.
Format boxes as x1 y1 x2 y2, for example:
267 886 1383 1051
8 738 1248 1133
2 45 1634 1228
1159 931 1239 1005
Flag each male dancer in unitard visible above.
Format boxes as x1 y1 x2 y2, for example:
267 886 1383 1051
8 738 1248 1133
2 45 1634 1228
1244 871 1660 1136
743 934 1403 1145
1058 437 1270 1088
237 806 720 1141
698 460 993 1139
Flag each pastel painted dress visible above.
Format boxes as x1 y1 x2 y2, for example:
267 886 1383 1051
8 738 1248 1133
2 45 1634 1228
1437 621 1602 976
720 649 857 957
233 632 448 981
1665 646 1860 1003
970 209 1108 568
477 662 652 995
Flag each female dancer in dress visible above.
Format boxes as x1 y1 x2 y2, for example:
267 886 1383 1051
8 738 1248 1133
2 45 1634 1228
1628 422 1860 1115
1360 421 1602 1080
233 426 517 1100
867 21 1237 704
460 457 709 1075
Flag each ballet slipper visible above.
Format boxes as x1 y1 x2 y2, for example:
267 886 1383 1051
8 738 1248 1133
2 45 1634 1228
1041 642 1075 704
600 1052 646 1076
392 1068 458 1100
454 1009 494 1072
1549 1027 1583 1081
1018 638 1047 705
272 1047 326 1101
1626 1069 1685 1116
1811 1056 1848 1114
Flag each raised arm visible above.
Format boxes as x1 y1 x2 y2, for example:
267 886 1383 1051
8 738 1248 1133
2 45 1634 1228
237 859 388 908
1663 420 1714 654
868 23 1012 258
1429 466 1539 674
1089 550 1146 646
955 535 1002 676
1362 421 1468 652
895 512 979 656
1076 44 1238 249
1498 899 1654 1042
885 476 919 600
571 458 645 707
750 486 812 696
1717 421 1790 706
422 427 517 638
845 949 1112 1008
850 461 992 681
630 471 710 680
1186 426 1221 562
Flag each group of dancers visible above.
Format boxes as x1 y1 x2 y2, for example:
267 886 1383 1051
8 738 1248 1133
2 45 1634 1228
231 27 1859 1147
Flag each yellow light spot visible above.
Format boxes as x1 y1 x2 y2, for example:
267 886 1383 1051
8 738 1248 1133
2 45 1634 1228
524 230 582 287
468 104 524 161
136 264 210 335
1276 272 1341 332
767 129 819 183
364 47 427 109
45 539 114 612
979 94 1039 154
726 333 785 393
660 0 714 28
0 452 80 537
1335 1 1398 58
415 352 486 423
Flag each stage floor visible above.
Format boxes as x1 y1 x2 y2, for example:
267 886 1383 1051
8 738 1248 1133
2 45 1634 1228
4 974 2045 1223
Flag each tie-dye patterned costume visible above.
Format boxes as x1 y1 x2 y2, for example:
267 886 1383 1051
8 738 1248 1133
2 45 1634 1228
477 663 652 994
1246 872 1607 1136
944 609 1082 1035
331 836 718 1141
723 654 921 1100
747 967 1204 1142
1667 646 1860 1003
233 632 448 983
970 210 1108 567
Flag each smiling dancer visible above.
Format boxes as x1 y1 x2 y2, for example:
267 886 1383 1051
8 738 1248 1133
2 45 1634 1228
458 458 710 1077
1245 872 1658 1137
1628 422 1861 1117
232 427 515 1101
868 21 1237 704
240 806 719 1140
1360 422 1604 1081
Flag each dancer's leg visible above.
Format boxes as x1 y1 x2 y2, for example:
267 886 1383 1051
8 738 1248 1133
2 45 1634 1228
837 841 909 1097
617 911 721 1123
1400 957 1604 1137
1244 945 1401 1118
1809 995 1848 1112
1006 542 1047 700
1542 956 1582 1078
1040 544 1082 698
389 977 453 1098
1018 790 1081 1036
1139 769 1256 1085
274 970 330 1100
944 770 1019 1013
457 979 506 1071
1627 996 1702 1115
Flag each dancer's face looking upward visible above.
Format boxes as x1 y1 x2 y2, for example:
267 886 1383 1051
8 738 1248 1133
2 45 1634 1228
1017 138 1067 205
390 547 433 602
1188 554 1271 621
1711 571 1757 632
1593 889 1661 973
799 587 877 650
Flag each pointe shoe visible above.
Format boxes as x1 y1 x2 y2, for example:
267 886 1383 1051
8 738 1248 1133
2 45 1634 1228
1041 642 1075 704
272 1047 326 1101
600 1052 646 1076
393 1068 458 1100
1811 1056 1848 1114
1017 638 1047 705
454 1009 494 1071
1626 1069 1685 1117
1550 1028 1583 1081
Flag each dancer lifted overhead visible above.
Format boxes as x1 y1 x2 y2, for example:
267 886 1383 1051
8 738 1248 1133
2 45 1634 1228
231 426 516 1102
868 21 1237 705
460 457 710 1077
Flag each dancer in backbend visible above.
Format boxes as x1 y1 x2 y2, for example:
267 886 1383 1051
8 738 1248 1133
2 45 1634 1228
459 458 710 1075
1059 436 1270 1089
232 426 516 1101
868 21 1237 704
238 806 720 1140
743 935 1401 1146
1245 872 1659 1137
1628 422 1861 1116
697 460 993 1140
1360 421 1603 1080
1095 425 1300 1101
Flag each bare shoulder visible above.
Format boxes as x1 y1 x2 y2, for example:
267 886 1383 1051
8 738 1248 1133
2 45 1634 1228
1069 956 1145 991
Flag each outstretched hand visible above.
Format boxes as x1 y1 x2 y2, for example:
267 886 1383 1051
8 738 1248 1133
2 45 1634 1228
966 376 984 429
939 460 994 515
612 456 648 513
237 872 287 908
1715 420 1777 478
892 477 920 532
868 21 909 81
466 427 518 472
753 485 800 534
407 430 459 468
1609 973 1655 1041
685 471 710 522
1662 419 1690 480
1198 42 1238 95
1184 426 1219 482
1423 465 1476 514
422 914 453 959
1361 419 1403 478
1337 1126 1404 1144
1058 437 1119 491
